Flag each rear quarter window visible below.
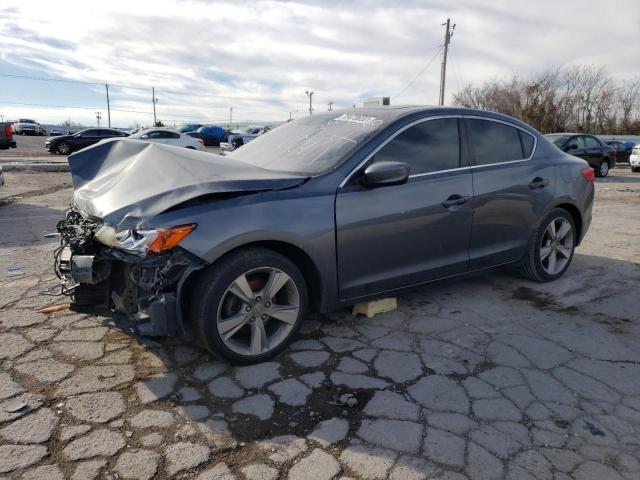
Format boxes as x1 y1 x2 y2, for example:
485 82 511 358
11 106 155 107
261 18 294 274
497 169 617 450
520 131 535 157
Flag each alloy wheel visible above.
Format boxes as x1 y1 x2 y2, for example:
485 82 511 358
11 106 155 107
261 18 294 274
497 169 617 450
216 267 300 356
540 217 574 276
57 143 70 155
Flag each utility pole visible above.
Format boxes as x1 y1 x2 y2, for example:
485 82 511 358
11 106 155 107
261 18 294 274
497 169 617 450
95 111 102 127
305 90 314 115
105 84 111 127
229 107 233 127
438 18 455 106
152 87 158 126
328 101 334 111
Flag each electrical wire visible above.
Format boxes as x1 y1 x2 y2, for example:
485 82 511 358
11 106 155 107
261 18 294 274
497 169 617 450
395 47 443 99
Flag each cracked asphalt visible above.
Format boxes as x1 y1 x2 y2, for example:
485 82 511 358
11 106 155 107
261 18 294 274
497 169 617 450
0 169 639 479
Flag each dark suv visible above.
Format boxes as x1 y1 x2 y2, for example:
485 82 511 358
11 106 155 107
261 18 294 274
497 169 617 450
46 128 128 155
545 133 615 177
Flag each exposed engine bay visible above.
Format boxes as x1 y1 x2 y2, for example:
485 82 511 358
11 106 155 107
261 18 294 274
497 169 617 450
54 206 205 336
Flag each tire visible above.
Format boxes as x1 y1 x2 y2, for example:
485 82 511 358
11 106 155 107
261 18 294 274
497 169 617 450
632 166 640 173
520 208 577 282
56 142 70 155
596 159 609 178
191 248 308 364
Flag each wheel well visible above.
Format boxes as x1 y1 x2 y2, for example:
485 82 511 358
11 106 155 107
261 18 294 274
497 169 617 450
183 241 322 315
556 203 583 243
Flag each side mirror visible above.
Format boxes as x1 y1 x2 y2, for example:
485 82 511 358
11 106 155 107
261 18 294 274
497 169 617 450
362 161 410 188
140 134 149 139
565 143 578 151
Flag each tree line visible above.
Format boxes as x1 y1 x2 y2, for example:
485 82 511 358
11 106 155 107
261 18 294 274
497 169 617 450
453 66 640 135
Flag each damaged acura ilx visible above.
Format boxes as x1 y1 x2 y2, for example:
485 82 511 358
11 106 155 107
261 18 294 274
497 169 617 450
54 106 594 364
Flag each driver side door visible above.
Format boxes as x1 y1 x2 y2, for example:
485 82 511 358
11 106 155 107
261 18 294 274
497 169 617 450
335 117 474 300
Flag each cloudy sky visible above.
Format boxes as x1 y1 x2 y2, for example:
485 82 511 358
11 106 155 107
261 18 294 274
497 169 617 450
0 0 638 128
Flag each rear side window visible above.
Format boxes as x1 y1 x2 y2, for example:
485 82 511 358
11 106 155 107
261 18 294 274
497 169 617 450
468 119 525 165
169 132 180 139
374 118 460 175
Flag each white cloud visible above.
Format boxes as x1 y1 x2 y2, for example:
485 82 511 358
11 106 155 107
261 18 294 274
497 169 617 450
1 0 638 126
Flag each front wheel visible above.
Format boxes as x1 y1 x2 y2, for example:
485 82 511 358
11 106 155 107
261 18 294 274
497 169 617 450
520 208 576 282
56 142 70 155
191 248 308 364
596 160 609 178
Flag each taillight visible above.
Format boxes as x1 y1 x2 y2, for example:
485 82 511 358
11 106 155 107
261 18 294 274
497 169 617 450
4 125 12 137
197 139 204 145
581 167 595 183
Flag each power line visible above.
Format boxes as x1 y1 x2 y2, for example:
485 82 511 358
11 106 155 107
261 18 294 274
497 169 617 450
0 101 223 120
395 47 443 99
0 101 269 124
0 73 104 86
0 72 303 104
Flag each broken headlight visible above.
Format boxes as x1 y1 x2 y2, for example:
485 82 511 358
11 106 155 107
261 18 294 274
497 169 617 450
95 224 196 256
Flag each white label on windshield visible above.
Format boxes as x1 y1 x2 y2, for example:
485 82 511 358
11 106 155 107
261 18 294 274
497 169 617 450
331 114 383 127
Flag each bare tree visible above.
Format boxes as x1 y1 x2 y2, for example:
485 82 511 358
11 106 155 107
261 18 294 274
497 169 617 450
453 66 640 135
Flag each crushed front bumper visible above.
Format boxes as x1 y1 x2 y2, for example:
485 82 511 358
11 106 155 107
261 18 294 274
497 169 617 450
54 209 205 336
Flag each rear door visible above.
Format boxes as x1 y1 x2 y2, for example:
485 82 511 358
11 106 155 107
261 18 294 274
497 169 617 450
465 117 555 269
335 117 474 300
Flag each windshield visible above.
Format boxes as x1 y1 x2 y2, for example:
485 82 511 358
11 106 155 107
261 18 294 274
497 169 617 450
228 112 389 174
545 134 571 147
19 119 36 124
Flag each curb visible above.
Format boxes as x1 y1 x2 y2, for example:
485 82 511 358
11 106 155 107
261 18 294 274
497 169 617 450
2 163 69 172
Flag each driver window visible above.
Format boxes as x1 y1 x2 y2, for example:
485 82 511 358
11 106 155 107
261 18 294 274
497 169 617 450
373 118 460 175
573 137 586 149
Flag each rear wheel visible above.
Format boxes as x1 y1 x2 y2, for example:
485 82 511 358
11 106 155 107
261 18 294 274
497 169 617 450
631 166 640 173
596 159 609 177
191 248 308 364
520 208 576 282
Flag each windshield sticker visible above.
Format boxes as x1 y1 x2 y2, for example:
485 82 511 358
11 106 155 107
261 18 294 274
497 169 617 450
330 114 383 127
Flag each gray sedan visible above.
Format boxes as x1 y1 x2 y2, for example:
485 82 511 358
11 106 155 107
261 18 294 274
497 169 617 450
54 106 595 364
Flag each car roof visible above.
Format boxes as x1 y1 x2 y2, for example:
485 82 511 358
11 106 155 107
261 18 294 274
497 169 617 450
312 105 537 131
545 132 595 136
138 127 180 133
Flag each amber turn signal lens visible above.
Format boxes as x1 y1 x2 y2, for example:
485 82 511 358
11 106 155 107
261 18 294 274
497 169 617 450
148 224 196 254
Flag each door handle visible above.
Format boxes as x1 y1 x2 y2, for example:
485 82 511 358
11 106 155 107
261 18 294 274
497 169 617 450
442 194 470 208
529 177 548 190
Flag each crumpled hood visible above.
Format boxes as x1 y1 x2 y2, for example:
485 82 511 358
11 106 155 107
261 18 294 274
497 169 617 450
68 138 307 228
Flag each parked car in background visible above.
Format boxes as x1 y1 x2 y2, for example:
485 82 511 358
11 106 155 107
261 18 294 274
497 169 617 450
219 126 273 153
129 128 205 151
178 123 202 133
185 126 227 146
545 133 615 177
13 119 44 136
605 140 634 163
45 128 129 155
630 145 640 172
55 107 594 364
0 122 17 150
49 128 65 136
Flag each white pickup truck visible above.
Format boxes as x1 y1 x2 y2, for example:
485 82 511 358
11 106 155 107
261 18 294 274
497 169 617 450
13 119 44 136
